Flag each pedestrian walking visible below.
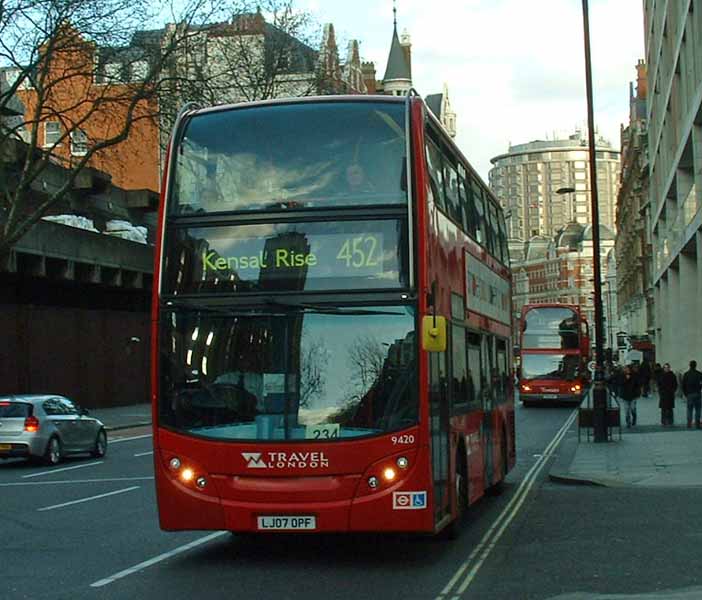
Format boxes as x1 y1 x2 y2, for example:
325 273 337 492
617 365 640 428
606 363 622 397
658 363 677 426
638 360 652 397
681 360 702 429
653 362 663 392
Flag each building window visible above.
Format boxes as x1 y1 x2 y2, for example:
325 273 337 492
131 60 149 80
70 129 88 156
44 121 60 147
105 62 123 81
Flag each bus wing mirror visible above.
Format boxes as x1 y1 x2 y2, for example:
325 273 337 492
421 316 447 352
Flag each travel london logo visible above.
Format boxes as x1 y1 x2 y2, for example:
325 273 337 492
242 451 329 469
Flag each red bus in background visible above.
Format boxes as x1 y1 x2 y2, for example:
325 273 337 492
151 93 515 537
518 303 590 407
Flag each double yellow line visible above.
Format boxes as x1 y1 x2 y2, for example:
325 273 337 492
436 408 579 599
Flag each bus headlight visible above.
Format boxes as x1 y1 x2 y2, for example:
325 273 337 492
396 456 409 469
383 467 397 482
180 468 195 483
169 457 181 470
368 476 379 489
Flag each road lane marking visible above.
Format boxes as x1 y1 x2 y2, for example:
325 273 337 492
134 451 154 457
37 486 140 512
110 434 153 443
22 461 104 478
437 459 543 598
0 477 154 487
436 409 578 600
90 531 228 588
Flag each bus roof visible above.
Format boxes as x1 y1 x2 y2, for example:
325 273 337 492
187 94 406 118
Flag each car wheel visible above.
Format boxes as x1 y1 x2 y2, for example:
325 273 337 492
44 436 62 466
91 429 107 458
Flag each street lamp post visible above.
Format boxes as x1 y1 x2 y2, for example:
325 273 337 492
581 0 607 442
605 279 613 350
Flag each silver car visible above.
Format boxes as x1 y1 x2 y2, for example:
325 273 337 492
0 395 107 465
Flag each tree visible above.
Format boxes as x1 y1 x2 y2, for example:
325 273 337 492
0 0 325 256
156 0 328 152
348 334 386 393
299 335 328 408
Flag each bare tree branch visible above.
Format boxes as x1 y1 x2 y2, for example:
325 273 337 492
0 0 331 255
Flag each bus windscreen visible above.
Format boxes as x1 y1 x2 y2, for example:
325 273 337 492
163 219 407 294
158 307 417 441
522 307 579 350
521 353 580 381
170 101 407 214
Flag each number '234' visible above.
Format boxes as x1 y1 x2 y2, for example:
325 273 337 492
336 236 380 268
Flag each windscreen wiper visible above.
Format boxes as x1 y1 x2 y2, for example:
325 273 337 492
263 298 404 316
161 299 287 317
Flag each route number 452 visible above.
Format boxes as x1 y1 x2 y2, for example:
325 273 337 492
336 236 380 268
391 434 415 445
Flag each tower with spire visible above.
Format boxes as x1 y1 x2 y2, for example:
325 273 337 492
361 2 457 137
381 1 412 96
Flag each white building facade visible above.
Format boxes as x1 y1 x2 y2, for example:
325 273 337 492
645 0 702 370
489 131 620 240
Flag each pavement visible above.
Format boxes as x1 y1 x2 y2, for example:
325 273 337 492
89 403 152 431
550 389 702 488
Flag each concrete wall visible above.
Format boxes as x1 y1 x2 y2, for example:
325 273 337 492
0 303 150 408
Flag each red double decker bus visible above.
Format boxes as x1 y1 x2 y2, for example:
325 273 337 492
151 93 515 536
518 303 590 406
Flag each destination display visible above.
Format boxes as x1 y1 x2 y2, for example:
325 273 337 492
163 219 407 294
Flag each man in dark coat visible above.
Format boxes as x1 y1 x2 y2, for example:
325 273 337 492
681 360 702 428
638 360 652 397
658 363 677 426
619 365 641 428
653 363 663 391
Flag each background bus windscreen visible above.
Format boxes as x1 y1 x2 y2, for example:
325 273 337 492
522 307 579 350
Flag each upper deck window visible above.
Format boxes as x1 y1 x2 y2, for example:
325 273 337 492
170 101 407 215
522 307 580 350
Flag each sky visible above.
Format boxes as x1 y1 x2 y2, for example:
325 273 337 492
298 0 645 181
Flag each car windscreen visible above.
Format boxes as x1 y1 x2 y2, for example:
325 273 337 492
0 402 31 418
521 354 580 381
170 101 407 214
158 306 417 441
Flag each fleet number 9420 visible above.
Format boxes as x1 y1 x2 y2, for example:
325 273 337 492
391 434 415 445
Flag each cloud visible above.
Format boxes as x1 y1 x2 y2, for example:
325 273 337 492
297 0 644 179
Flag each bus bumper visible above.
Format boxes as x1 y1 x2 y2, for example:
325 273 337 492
521 393 583 405
154 450 436 533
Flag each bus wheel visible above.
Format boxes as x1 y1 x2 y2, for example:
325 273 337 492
486 436 507 496
445 448 468 540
